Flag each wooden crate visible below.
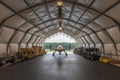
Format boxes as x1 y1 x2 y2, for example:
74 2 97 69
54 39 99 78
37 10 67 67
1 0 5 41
99 57 111 63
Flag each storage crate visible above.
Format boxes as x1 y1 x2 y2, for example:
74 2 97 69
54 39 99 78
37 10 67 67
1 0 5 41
99 57 111 63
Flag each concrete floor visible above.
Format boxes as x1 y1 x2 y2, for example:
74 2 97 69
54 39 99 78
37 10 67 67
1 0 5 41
0 52 120 80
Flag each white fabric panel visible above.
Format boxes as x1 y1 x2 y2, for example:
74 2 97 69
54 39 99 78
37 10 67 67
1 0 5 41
106 3 120 23
37 38 42 44
90 44 94 47
27 0 44 6
35 32 42 36
90 34 100 44
88 22 102 31
45 22 52 26
20 44 26 48
2 0 28 12
77 0 93 6
112 56 119 60
104 44 113 54
20 10 39 25
85 36 93 44
43 29 49 33
81 37 87 44
104 44 119 60
96 44 102 49
34 37 40 44
33 44 37 46
97 31 112 43
76 39 80 47
117 44 120 56
94 15 115 28
107 27 120 43
82 44 86 47
27 44 32 48
92 0 117 12
83 9 99 20
78 38 83 44
82 28 92 34
29 36 36 44
0 3 14 22
38 24 46 29
22 34 31 43
10 44 18 54
19 22 33 31
0 44 7 55
69 22 75 26
86 44 89 48
47 1 57 13
28 28 39 33
4 15 26 28
0 27 15 43
11 31 24 43
29 36 37 44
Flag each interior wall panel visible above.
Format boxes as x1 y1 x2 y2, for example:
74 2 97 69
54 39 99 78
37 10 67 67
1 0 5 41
90 44 94 47
29 36 37 44
85 36 93 44
0 3 14 22
78 38 83 45
96 44 102 49
106 3 120 23
34 37 40 44
2 0 28 12
104 44 115 55
117 44 120 55
94 15 115 28
116 44 120 60
92 0 117 12
97 31 112 43
107 27 120 43
28 44 32 48
19 23 33 31
4 15 26 28
22 34 31 43
11 31 24 43
0 27 15 43
9 44 18 54
90 34 100 44
88 22 102 31
0 44 7 55
20 44 27 48
81 37 87 44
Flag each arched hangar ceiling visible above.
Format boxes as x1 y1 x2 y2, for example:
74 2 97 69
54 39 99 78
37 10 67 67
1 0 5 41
0 0 120 49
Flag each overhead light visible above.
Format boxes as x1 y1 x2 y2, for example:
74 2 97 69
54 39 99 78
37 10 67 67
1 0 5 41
59 27 62 30
59 27 62 31
57 0 63 6
58 18 62 21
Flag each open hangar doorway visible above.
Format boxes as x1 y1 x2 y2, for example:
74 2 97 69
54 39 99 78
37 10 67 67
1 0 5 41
43 32 76 55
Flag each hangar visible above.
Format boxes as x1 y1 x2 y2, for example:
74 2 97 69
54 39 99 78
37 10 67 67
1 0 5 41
0 0 120 80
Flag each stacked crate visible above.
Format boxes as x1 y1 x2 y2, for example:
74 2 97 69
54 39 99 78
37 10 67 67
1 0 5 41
32 46 46 56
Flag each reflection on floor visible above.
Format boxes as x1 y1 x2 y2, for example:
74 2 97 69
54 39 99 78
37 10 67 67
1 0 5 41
0 52 120 80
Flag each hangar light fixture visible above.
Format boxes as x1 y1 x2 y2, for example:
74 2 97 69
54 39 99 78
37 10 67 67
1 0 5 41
58 18 62 21
59 27 62 31
57 0 63 6
59 27 62 30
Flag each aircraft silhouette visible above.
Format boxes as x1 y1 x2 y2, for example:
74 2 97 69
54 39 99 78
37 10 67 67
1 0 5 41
52 45 68 56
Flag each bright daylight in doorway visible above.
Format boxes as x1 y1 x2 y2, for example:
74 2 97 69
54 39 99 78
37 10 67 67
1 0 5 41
44 32 76 53
45 32 76 43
